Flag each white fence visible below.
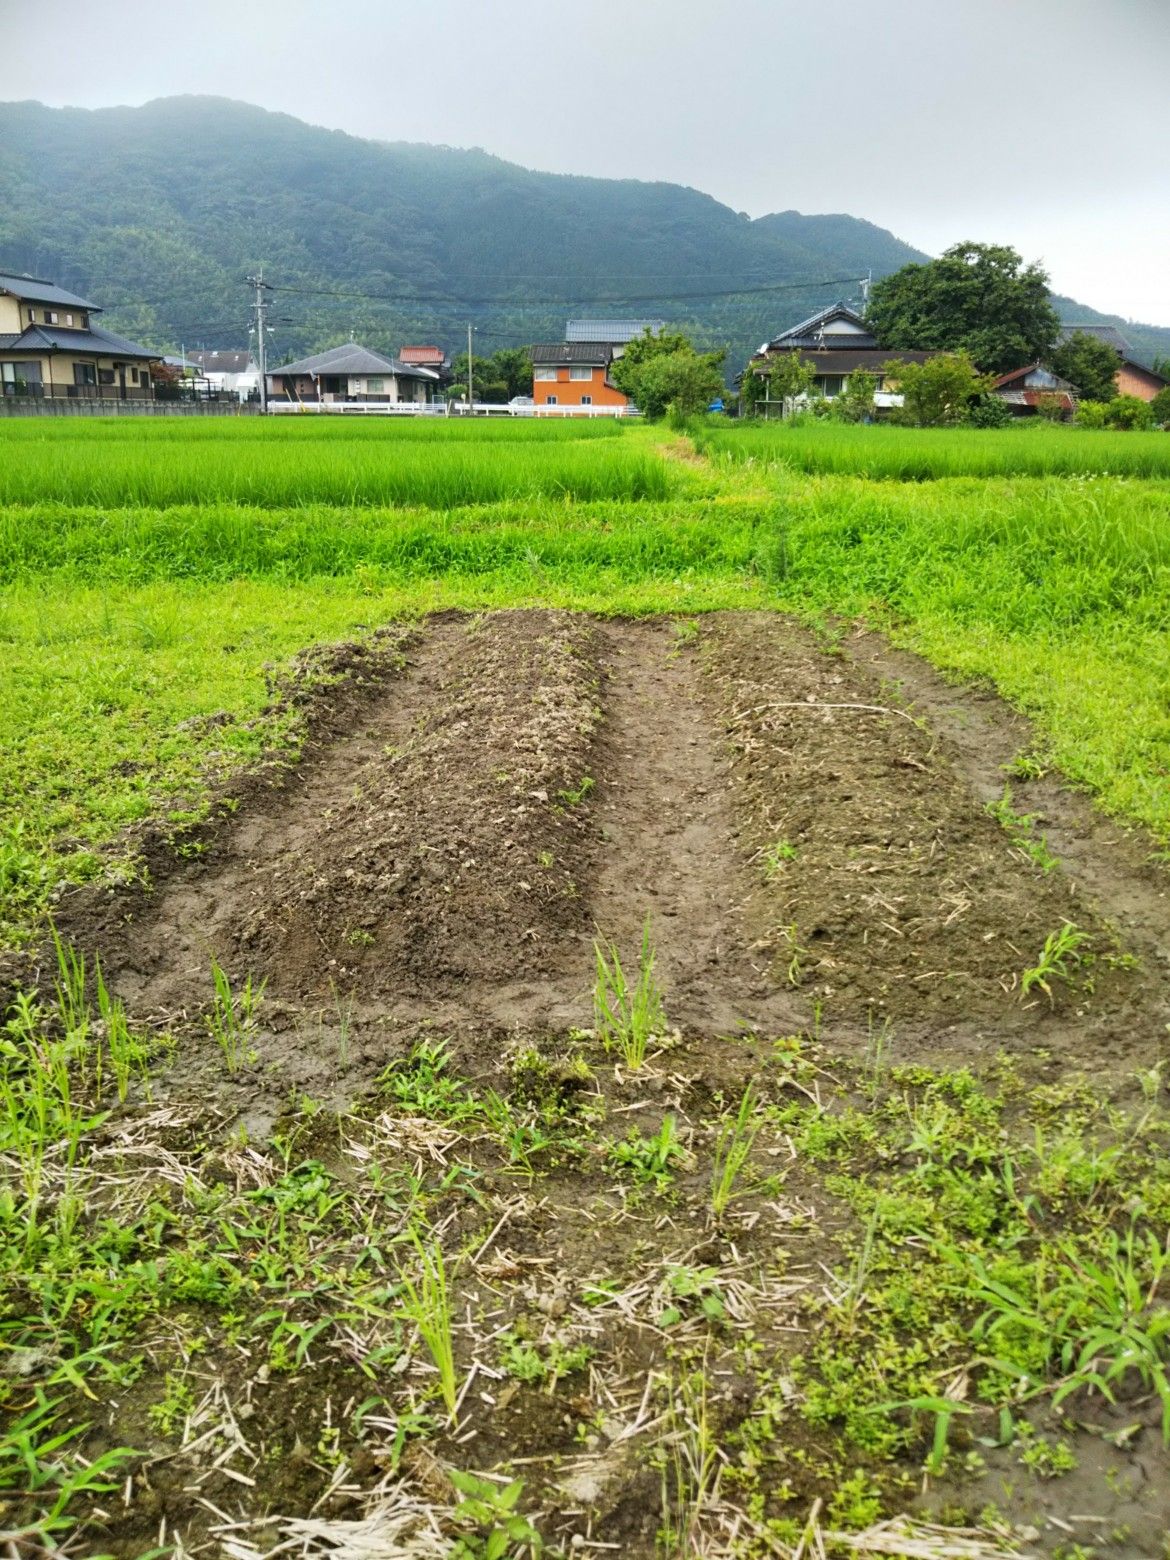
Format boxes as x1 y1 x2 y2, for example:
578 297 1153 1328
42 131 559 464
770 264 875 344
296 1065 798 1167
267 400 639 418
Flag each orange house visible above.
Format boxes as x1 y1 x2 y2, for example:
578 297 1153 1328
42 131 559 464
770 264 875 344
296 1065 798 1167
1057 324 1169 404
531 343 629 410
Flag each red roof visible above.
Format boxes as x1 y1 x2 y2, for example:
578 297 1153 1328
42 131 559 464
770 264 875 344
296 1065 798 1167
399 346 445 365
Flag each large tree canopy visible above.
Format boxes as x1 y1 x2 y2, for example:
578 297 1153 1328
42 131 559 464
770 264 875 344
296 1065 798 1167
867 242 1060 376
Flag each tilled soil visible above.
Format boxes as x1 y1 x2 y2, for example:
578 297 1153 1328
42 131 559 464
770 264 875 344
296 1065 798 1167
25 609 1170 1558
60 609 1167 1072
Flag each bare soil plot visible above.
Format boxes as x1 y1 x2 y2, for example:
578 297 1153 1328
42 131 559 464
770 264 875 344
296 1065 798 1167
11 609 1170 1559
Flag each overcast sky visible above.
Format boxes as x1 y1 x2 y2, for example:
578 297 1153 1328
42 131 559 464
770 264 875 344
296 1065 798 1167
6 0 1168 324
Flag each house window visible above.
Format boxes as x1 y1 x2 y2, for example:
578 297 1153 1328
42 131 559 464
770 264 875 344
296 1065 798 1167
98 368 116 386
46 311 58 325
569 366 593 381
65 314 74 326
130 366 139 384
368 377 384 392
27 308 35 324
534 367 557 381
545 395 558 405
73 363 97 387
1 361 42 393
820 375 845 397
581 395 592 406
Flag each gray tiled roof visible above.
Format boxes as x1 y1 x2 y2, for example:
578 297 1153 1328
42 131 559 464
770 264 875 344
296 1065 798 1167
272 343 438 379
0 271 100 311
565 319 663 343
0 322 162 360
531 342 612 366
768 302 876 351
749 347 938 374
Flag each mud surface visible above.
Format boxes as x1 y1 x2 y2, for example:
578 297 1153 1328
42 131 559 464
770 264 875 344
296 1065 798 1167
24 609 1170 1558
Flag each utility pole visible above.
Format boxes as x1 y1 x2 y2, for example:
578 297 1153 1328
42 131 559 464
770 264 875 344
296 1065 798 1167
860 270 872 317
248 268 273 414
467 322 474 411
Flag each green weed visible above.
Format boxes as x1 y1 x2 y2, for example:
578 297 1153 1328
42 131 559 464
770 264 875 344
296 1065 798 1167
1021 921 1089 1001
593 917 666 1070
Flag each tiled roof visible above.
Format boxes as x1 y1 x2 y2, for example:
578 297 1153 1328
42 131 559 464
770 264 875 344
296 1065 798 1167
399 346 446 364
271 343 438 379
0 322 162 360
531 342 612 366
768 303 875 350
0 271 100 311
753 348 937 374
565 319 663 343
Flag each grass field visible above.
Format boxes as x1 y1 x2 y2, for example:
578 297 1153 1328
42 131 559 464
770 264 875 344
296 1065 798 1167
3 414 1170 1557
694 417 1170 480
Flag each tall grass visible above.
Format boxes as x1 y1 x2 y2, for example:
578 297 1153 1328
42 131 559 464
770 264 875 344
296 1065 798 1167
0 496 766 583
0 428 673 508
695 420 1170 480
0 415 626 444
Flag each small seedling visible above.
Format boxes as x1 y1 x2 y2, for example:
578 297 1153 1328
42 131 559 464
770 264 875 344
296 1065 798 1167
609 1115 689 1187
710 1083 759 1218
1021 921 1088 1002
449 1469 543 1558
986 784 1059 873
205 957 265 1072
593 917 666 1070
557 775 594 807
762 839 798 879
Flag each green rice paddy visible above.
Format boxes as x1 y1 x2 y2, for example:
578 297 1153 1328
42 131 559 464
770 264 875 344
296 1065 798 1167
695 417 1170 479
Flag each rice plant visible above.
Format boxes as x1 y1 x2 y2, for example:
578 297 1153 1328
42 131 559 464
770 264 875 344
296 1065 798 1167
694 419 1170 481
710 1083 760 1219
205 956 266 1072
396 1226 459 1422
593 916 666 1070
0 422 675 509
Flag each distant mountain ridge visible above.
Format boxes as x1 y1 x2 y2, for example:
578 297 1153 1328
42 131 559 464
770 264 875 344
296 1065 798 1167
0 95 1165 371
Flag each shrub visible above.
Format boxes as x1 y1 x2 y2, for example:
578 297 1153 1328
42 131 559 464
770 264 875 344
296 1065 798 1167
1074 399 1108 429
969 394 1013 429
1104 395 1155 431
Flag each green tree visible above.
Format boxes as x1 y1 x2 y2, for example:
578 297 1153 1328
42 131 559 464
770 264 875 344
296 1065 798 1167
610 330 725 420
887 352 991 427
868 242 1059 375
1150 385 1170 427
1048 331 1119 403
448 347 533 403
829 369 877 423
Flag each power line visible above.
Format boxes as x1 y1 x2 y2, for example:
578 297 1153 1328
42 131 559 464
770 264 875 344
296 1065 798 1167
268 274 865 308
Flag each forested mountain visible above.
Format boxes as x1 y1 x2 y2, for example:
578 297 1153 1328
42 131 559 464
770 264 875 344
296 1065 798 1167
1 95 1166 371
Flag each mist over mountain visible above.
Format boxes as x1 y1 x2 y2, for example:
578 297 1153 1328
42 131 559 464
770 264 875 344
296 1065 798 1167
1 95 1165 370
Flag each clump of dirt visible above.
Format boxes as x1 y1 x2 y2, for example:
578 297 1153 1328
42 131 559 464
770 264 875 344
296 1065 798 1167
699 612 1134 1031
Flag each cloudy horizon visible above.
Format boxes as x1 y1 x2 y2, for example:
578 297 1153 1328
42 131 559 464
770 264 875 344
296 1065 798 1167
5 0 1168 326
